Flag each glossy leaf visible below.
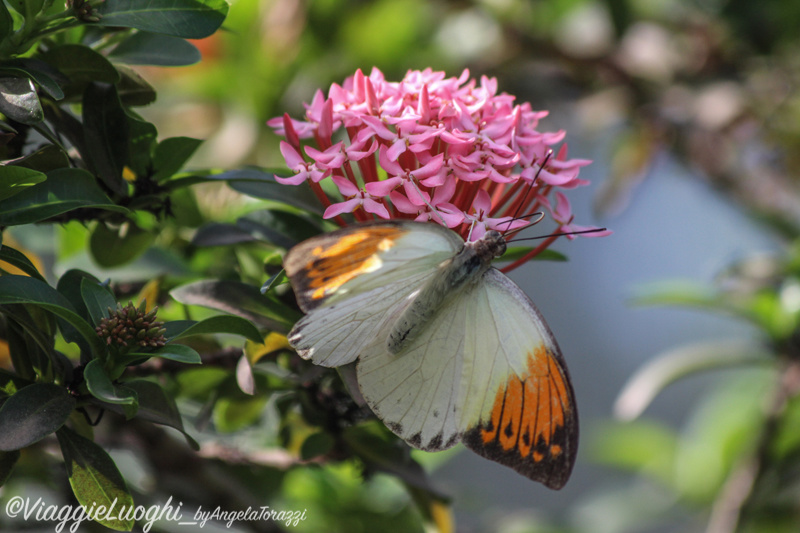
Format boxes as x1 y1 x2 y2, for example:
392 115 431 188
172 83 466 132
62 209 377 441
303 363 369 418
151 136 203 181
0 2 11 42
7 144 69 173
56 427 134 531
236 209 323 248
120 379 198 449
500 247 568 263
0 383 76 451
6 0 44 19
0 243 46 280
0 77 42 124
39 45 120 85
126 343 201 364
165 315 264 344
226 168 324 214
95 0 229 39
80 278 116 327
170 279 299 331
0 275 105 357
0 168 127 226
191 222 258 246
0 166 45 202
84 360 139 419
126 110 158 176
0 59 65 100
110 32 201 66
82 83 130 197
90 222 155 268
115 66 157 107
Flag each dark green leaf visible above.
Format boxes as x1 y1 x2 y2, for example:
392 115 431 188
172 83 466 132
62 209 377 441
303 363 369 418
110 31 201 66
0 166 45 202
0 77 43 124
0 450 20 487
89 222 155 268
166 315 264 344
127 343 201 364
39 45 120 85
0 2 12 42
0 59 65 100
80 278 116 327
500 247 568 263
6 0 44 19
170 279 299 331
126 110 158 176
151 136 202 181
6 144 69 173
115 65 157 107
0 275 105 357
83 360 138 419
0 243 46 280
237 209 323 248
225 168 324 214
82 83 130 197
0 168 127 226
120 379 198 449
0 383 76 451
261 269 287 293
95 0 229 38
56 427 134 531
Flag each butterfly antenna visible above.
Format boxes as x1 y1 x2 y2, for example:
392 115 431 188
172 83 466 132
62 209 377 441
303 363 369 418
510 227 608 242
500 150 553 236
503 212 545 237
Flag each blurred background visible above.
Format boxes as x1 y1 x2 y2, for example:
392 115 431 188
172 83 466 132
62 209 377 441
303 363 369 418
8 0 800 531
128 0 800 531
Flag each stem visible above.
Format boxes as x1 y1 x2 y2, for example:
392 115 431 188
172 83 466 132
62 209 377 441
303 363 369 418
705 359 800 533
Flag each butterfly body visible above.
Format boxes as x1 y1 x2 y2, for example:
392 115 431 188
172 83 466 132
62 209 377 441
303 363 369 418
284 221 578 489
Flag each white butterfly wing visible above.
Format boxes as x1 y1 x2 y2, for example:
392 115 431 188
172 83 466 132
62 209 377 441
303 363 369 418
356 268 578 489
284 221 463 367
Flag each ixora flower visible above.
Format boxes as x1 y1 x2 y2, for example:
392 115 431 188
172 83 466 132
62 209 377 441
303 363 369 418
269 68 608 270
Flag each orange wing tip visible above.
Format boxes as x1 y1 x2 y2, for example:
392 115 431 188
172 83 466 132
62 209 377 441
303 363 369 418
466 346 578 489
287 226 406 311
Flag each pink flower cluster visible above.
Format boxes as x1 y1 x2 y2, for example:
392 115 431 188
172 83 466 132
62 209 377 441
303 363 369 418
269 68 606 269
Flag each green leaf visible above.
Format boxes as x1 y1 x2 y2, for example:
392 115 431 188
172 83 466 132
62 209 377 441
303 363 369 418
95 0 229 38
614 340 772 421
120 380 198 449
0 166 46 202
0 59 65 100
300 432 334 460
82 83 130 197
0 383 76 451
0 450 20 487
115 65 157 107
0 275 105 357
39 45 120 85
110 31 201 66
151 136 202 181
170 279 299 331
166 315 264 344
6 144 70 173
0 168 128 226
236 209 323 248
0 77 43 124
89 222 155 268
83 360 138 419
127 343 201 364
500 247 568 263
6 0 44 19
56 427 134 531
224 168 324 214
0 243 46 280
191 222 258 246
590 420 678 487
126 110 158 176
0 2 12 42
80 278 116 327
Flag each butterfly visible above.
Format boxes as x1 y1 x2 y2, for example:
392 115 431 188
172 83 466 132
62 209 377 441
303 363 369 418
283 220 578 489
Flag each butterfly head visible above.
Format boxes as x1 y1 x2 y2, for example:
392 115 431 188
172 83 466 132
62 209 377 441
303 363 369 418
468 229 507 262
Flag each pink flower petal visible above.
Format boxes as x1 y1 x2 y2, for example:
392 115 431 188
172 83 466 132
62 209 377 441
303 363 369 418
365 177 402 196
323 198 361 219
280 141 305 169
363 198 391 219
331 176 359 196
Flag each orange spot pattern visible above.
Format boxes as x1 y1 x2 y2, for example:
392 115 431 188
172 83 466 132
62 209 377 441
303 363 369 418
305 227 403 300
480 345 571 462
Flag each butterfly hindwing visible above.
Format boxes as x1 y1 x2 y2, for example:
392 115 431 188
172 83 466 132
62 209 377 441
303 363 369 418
356 267 577 489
